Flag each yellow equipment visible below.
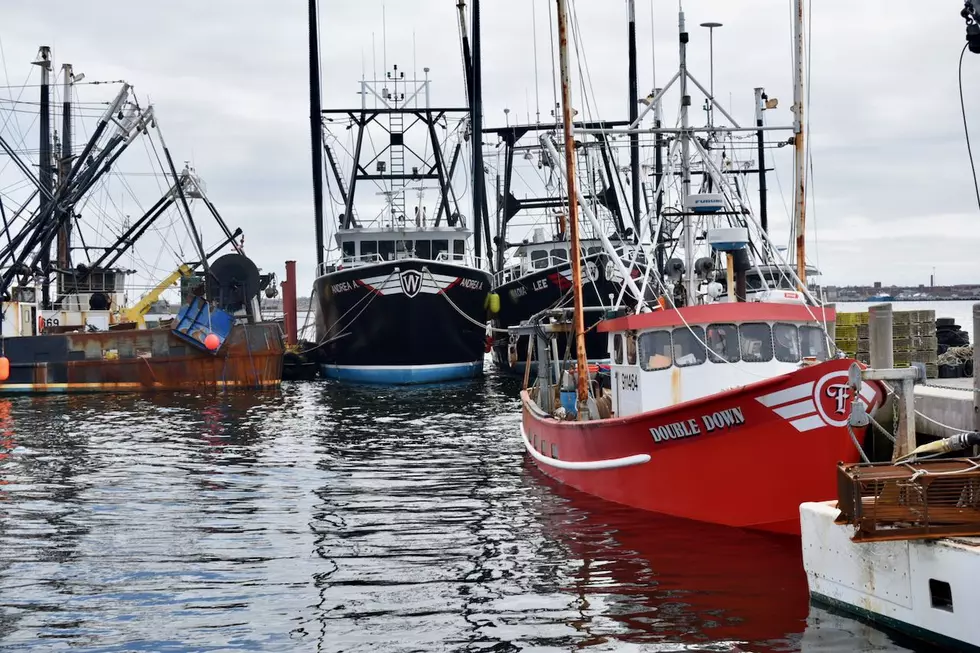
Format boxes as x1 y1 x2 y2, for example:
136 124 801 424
121 264 194 328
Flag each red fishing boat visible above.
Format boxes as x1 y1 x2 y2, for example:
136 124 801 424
520 301 885 535
516 0 884 536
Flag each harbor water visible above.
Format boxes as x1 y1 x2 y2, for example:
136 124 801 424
3 299 972 652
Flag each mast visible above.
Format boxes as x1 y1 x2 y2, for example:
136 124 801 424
678 8 695 305
792 0 806 286
57 63 73 276
35 46 53 309
308 0 325 270
754 87 769 236
555 0 590 413
471 0 484 265
627 0 640 235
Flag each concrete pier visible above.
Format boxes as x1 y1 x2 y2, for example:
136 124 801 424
903 302 978 437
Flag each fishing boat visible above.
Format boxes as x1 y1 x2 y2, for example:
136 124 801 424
0 48 283 393
514 0 884 535
309 2 493 384
485 120 653 375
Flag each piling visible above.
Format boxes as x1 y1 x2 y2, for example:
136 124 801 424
283 260 298 347
869 303 893 369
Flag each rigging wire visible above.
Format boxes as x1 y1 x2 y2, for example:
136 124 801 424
959 42 980 214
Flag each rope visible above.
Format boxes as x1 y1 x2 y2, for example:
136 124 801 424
959 43 980 214
914 409 975 435
423 268 506 333
908 458 980 482
847 424 871 463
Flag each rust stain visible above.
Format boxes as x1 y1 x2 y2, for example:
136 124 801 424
6 323 283 394
671 367 682 404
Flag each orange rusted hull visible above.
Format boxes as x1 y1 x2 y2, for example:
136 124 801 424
0 322 283 394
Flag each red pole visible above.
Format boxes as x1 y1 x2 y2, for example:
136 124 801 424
283 260 298 347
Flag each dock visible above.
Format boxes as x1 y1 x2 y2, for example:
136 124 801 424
835 303 979 439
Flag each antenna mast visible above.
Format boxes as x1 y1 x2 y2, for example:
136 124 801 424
308 0 325 269
792 0 807 287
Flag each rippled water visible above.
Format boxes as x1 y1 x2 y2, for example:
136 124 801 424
0 376 929 652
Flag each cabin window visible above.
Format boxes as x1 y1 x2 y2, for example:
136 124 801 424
415 240 432 260
626 333 637 365
550 248 568 262
587 247 602 256
800 326 829 361
613 334 624 365
706 323 740 363
397 239 412 255
360 240 378 259
378 240 395 261
740 322 774 362
454 240 465 257
342 241 355 260
433 239 449 258
773 323 801 363
639 330 672 371
531 250 549 269
673 326 707 367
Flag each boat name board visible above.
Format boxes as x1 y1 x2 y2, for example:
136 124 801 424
649 407 746 443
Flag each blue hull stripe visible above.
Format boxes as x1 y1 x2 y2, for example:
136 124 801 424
321 362 484 384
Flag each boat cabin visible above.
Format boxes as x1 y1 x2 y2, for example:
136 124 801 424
322 225 475 274
600 303 833 418
495 235 629 286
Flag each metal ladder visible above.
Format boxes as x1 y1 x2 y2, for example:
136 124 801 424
389 111 406 225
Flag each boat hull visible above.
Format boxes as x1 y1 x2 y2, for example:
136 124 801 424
314 259 493 384
520 358 884 535
491 256 638 375
0 323 283 394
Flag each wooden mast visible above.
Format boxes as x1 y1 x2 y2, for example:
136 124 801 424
555 0 590 416
792 0 807 288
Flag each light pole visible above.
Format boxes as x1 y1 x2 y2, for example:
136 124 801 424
700 21 722 128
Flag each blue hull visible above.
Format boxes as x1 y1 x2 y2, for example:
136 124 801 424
321 361 484 385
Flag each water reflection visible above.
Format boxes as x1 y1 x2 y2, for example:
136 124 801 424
0 380 935 651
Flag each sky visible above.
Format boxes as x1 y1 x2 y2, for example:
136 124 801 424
1 0 979 295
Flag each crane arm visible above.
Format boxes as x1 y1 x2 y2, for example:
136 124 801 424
121 263 194 328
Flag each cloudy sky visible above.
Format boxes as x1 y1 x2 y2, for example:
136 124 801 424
1 0 978 294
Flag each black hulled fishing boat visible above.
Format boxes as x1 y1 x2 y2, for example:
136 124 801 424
309 1 493 384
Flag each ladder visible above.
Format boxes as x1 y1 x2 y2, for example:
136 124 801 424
389 112 406 225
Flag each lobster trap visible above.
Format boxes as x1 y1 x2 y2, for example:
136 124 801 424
836 458 980 542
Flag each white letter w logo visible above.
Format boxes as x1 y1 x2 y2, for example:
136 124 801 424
399 270 423 298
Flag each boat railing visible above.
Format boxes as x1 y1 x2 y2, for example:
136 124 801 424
318 252 491 277
317 253 385 276
432 251 490 270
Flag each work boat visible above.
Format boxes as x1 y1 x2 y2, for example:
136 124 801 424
312 60 493 384
518 0 884 535
484 119 652 375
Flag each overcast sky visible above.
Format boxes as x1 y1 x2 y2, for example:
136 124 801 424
1 0 979 294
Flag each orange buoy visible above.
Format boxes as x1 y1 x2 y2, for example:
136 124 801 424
0 356 9 382
204 333 220 351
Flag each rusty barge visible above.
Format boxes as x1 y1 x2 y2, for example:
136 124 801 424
0 49 283 394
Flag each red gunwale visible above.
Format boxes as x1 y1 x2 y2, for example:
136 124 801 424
598 301 835 333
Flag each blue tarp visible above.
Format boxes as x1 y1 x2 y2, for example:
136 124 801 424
171 297 234 354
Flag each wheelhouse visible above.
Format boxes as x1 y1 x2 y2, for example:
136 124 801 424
600 303 834 418
319 225 476 275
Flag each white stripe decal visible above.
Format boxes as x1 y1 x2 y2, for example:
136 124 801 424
521 425 650 471
790 415 826 432
773 399 818 419
859 383 876 404
756 381 814 408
